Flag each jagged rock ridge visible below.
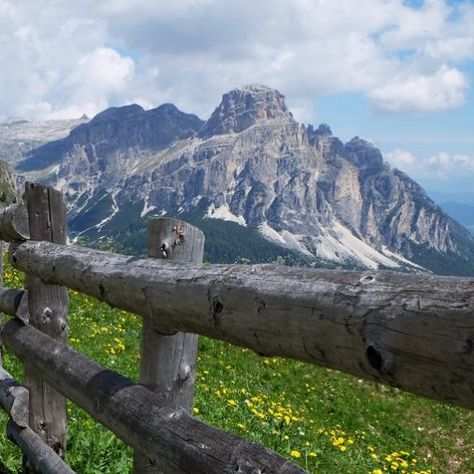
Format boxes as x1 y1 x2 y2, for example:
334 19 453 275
10 84 474 275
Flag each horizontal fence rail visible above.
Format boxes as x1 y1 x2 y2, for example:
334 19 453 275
6 420 75 474
1 319 303 474
0 287 26 320
0 203 29 242
0 363 29 428
9 240 474 410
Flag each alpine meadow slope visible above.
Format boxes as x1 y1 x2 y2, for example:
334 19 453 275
7 84 474 275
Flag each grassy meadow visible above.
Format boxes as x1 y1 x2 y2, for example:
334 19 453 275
0 258 473 473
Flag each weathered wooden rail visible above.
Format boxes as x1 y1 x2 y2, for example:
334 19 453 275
0 182 473 473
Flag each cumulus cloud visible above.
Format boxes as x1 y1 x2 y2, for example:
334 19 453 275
386 149 474 180
0 0 135 119
368 65 469 112
0 0 474 119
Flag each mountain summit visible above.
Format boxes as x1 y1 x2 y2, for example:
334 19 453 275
9 85 474 275
200 84 293 138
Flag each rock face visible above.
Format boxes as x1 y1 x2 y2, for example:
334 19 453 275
10 84 474 274
200 85 293 138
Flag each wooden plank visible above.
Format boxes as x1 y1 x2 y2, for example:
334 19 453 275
0 204 29 242
7 420 75 474
2 319 304 474
0 364 29 427
9 240 474 409
134 217 204 473
23 183 69 460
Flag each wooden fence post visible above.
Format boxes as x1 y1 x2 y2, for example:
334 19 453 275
133 217 204 473
23 183 68 467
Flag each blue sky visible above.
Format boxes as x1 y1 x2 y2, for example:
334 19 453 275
0 0 473 193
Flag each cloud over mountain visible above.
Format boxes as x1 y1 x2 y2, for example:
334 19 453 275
0 0 473 120
386 149 474 180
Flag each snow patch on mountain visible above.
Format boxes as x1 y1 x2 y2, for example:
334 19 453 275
95 191 119 231
206 203 247 226
141 196 157 218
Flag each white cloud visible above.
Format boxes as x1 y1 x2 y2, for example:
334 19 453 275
0 0 474 119
368 65 469 112
386 149 474 180
0 1 135 119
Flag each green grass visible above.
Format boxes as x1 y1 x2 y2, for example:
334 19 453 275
1 259 473 473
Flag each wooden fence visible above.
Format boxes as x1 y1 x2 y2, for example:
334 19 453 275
0 182 473 473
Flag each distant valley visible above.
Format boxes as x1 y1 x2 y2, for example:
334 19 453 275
429 192 474 236
1 85 474 276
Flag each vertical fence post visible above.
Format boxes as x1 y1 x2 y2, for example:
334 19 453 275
133 217 204 473
23 183 68 467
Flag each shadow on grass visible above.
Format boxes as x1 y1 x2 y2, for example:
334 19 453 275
0 461 12 474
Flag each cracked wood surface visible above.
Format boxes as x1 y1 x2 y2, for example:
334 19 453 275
9 240 474 409
23 182 69 460
2 319 303 474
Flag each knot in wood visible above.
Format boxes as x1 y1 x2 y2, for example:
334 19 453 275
359 274 375 285
41 307 53 323
366 344 394 376
366 345 383 371
58 318 67 332
171 223 185 248
178 363 191 381
160 241 170 258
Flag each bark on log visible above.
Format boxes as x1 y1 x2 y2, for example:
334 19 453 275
7 420 75 474
23 183 68 460
0 204 29 243
9 240 474 409
134 217 204 473
2 319 303 474
0 363 29 427
0 287 26 318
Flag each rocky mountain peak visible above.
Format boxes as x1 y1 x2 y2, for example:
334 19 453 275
200 84 293 138
345 136 384 173
306 123 333 146
90 104 145 124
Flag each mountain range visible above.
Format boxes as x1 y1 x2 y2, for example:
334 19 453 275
2 84 474 275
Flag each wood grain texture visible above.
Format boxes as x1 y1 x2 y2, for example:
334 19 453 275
0 203 29 242
2 319 303 474
7 420 75 474
23 183 69 460
134 217 204 473
10 240 474 409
